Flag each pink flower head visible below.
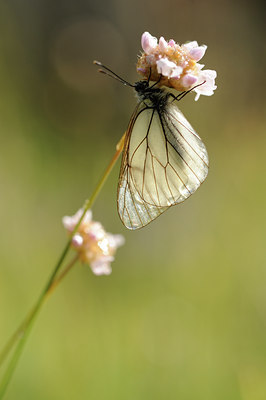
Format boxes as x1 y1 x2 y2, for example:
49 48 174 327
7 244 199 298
62 209 125 276
137 32 217 100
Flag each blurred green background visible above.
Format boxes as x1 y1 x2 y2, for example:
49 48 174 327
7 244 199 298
0 0 266 399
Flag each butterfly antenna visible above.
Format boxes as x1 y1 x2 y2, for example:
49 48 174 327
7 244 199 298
93 61 134 87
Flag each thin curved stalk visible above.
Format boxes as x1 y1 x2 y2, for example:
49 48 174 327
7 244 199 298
0 132 126 399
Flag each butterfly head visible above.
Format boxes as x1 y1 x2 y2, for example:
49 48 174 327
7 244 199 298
134 80 150 93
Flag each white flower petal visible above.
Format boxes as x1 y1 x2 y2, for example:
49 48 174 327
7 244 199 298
62 209 92 231
156 58 183 78
141 32 158 55
62 215 74 231
72 234 83 248
193 69 217 100
107 234 125 249
189 45 207 62
159 36 168 51
197 63 205 70
83 209 92 224
182 41 199 51
86 221 105 241
181 74 198 88
90 257 113 276
168 39 176 48
98 237 110 255
194 92 200 102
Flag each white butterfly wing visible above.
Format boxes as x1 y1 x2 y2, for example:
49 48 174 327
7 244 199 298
117 100 209 230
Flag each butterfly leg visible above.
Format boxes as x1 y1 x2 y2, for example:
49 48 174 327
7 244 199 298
149 74 162 89
169 80 207 102
169 91 189 102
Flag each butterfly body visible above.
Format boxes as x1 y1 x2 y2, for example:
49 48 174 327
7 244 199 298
134 80 169 111
117 80 209 230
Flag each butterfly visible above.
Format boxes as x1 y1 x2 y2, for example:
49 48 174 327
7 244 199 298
94 61 209 230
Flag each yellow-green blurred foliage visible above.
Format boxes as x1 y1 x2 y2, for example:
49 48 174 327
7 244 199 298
0 0 266 399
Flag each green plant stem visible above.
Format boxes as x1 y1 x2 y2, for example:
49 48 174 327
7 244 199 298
0 132 126 399
0 253 79 369
0 254 79 399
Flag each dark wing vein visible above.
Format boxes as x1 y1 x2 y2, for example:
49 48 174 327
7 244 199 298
159 112 202 186
117 100 208 230
167 110 209 168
